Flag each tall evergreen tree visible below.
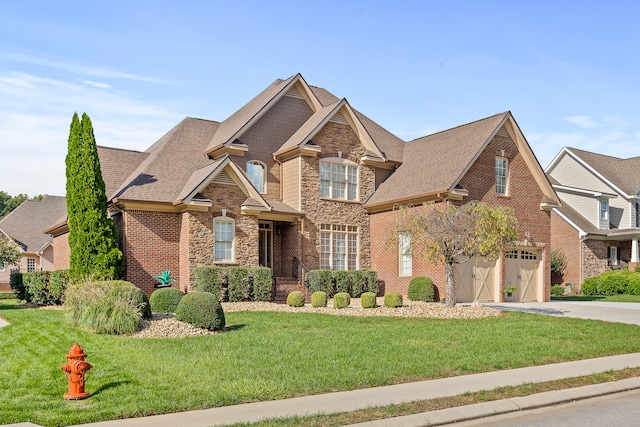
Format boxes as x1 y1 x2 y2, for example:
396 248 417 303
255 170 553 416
65 112 123 279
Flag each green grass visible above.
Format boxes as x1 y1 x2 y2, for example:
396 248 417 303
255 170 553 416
2 299 640 426
552 294 640 302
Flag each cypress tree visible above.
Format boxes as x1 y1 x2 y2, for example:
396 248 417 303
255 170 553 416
65 112 123 279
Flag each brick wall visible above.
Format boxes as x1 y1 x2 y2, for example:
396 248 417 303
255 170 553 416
123 210 181 296
550 211 581 288
52 233 70 270
370 128 552 301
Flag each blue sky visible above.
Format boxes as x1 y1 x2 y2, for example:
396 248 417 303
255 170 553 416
2 1 640 196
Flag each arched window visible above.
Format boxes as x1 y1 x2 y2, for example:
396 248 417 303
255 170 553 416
319 158 358 201
214 216 235 262
247 161 266 194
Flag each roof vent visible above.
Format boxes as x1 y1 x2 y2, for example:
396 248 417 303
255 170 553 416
285 87 304 99
213 170 235 185
330 111 349 125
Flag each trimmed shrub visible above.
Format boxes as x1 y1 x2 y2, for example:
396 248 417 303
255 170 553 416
361 291 376 308
333 292 350 309
175 291 226 331
107 284 152 319
581 276 598 296
580 270 640 296
195 266 227 300
311 291 327 307
227 267 250 302
252 267 273 302
307 270 335 296
49 270 70 303
287 291 305 307
349 270 365 297
9 272 25 301
550 284 565 296
627 274 640 295
384 292 403 308
150 287 184 313
333 270 350 294
408 276 435 302
23 271 49 305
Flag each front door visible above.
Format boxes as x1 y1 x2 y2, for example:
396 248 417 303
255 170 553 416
258 221 273 269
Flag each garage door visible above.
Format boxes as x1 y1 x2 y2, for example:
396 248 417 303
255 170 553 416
456 257 496 303
504 249 541 302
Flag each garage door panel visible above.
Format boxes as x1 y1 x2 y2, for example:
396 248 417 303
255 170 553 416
504 249 541 302
456 257 496 303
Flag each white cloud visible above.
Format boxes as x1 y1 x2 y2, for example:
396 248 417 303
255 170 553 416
79 79 111 89
564 115 597 129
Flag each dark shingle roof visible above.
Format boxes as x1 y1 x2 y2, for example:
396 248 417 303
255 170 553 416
0 196 67 252
367 112 509 206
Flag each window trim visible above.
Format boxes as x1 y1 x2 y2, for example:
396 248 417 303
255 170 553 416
495 156 509 195
319 158 359 202
319 224 359 270
213 216 235 263
26 257 36 272
246 160 267 194
609 246 619 266
398 231 412 276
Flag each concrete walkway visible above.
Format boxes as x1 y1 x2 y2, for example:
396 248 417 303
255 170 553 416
55 353 640 427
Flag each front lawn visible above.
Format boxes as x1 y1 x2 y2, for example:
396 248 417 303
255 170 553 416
2 299 640 427
551 294 640 302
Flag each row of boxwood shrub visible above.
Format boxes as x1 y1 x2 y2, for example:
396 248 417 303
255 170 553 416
306 269 378 297
194 266 272 302
287 290 402 308
10 270 70 305
581 270 640 296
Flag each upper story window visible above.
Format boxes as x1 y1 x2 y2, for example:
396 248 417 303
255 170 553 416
600 200 609 221
214 216 235 262
320 158 358 201
495 157 509 195
247 161 266 194
398 232 412 276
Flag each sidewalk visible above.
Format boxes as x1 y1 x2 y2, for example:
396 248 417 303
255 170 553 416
49 352 640 427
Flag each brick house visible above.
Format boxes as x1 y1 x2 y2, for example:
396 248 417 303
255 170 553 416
0 196 67 291
546 147 640 289
49 74 559 301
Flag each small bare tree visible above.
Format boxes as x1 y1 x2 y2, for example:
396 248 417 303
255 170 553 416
393 201 518 306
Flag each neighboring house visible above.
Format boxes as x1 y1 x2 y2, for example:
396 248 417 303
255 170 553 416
48 74 559 301
546 147 640 288
0 196 67 291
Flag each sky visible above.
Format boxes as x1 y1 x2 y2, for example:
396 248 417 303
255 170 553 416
2 1 640 197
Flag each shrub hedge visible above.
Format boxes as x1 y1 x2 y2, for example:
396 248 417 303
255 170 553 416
384 292 403 308
550 284 565 296
287 291 305 307
150 287 184 313
195 266 272 302
311 291 327 307
14 270 71 305
306 269 378 297
176 291 226 331
333 292 350 309
407 276 435 302
9 272 26 301
581 270 640 296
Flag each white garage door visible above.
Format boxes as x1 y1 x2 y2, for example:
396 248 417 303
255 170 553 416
504 249 541 302
456 257 496 303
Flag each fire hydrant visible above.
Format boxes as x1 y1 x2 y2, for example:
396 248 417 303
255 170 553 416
60 342 92 400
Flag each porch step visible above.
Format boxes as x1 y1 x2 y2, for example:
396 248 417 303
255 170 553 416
273 277 310 304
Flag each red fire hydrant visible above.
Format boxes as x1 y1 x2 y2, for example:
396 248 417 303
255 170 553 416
60 342 92 400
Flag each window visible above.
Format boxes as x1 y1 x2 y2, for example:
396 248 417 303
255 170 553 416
27 258 36 272
320 224 358 270
399 232 412 276
520 250 537 260
495 157 508 195
505 250 518 259
247 161 266 193
600 200 608 221
214 217 235 262
609 246 619 266
320 159 358 201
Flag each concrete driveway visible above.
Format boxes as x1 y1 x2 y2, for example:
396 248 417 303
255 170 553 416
482 301 640 326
